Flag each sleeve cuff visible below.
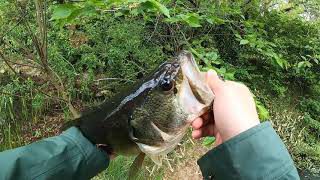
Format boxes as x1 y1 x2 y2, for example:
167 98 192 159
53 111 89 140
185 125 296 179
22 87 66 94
61 127 109 178
197 122 298 180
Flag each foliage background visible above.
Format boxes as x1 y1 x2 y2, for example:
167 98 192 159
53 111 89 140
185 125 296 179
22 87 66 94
0 0 319 178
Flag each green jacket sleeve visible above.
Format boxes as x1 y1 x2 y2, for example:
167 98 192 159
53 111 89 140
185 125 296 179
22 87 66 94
0 127 109 180
198 122 299 180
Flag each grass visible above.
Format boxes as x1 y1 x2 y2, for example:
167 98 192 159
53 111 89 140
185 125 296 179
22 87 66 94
1 78 319 178
262 92 320 174
93 156 148 180
93 133 208 180
93 153 165 180
0 123 22 151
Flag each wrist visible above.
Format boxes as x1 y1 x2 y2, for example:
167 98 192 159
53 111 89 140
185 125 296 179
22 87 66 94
221 120 260 142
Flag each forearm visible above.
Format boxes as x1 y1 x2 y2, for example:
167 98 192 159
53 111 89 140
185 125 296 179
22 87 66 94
0 127 109 180
198 122 299 180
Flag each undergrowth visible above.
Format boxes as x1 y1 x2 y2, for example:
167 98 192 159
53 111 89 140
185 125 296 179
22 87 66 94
0 0 319 177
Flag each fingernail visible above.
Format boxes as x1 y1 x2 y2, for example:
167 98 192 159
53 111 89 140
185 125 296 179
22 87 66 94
206 70 217 81
207 69 217 76
191 132 198 139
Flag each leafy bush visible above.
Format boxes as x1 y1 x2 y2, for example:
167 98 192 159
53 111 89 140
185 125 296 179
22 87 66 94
48 0 320 171
301 98 320 138
1 0 320 173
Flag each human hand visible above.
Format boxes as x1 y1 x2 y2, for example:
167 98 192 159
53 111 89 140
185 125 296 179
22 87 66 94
192 70 260 146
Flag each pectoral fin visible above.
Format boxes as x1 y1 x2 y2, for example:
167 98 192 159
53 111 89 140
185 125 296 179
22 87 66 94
128 152 145 180
149 154 164 166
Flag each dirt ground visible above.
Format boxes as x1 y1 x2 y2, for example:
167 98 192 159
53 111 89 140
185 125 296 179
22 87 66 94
20 113 212 180
162 139 211 180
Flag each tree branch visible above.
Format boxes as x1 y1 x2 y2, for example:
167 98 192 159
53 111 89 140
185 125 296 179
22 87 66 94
0 51 67 103
0 51 20 76
13 1 80 117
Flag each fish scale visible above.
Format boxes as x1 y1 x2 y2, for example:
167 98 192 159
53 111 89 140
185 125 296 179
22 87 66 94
62 51 215 177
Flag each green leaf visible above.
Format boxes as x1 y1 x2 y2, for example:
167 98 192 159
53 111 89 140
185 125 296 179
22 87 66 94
189 48 202 58
178 13 201 27
165 16 180 23
51 4 76 20
142 0 170 18
185 15 201 27
256 101 270 120
217 67 226 74
234 33 242 39
274 56 285 69
206 51 218 61
0 68 5 74
206 18 214 24
305 61 312 68
240 39 249 45
298 61 312 69
298 61 305 69
115 11 124 17
87 0 105 7
202 137 215 147
224 71 236 80
158 12 202 27
206 16 225 25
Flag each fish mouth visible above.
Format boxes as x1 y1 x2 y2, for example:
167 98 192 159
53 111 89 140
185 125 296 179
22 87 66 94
130 51 215 165
177 51 215 122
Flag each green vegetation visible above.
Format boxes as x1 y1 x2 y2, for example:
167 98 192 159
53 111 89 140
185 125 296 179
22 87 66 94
0 0 319 178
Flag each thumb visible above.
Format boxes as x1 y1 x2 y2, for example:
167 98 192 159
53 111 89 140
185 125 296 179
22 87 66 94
206 69 224 93
213 132 223 147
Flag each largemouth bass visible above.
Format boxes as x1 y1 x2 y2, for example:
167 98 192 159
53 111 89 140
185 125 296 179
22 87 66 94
63 51 214 172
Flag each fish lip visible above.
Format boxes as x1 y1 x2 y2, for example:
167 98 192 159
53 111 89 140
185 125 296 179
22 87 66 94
178 50 198 68
177 51 215 121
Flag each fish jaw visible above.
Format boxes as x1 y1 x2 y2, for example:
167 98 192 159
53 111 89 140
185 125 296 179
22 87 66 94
132 51 215 165
135 125 188 165
178 51 215 122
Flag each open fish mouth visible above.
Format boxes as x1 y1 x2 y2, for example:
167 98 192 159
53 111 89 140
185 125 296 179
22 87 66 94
177 51 215 122
133 51 215 164
61 51 215 169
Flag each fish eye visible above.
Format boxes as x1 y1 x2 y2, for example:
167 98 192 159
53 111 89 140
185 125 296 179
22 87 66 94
160 80 174 92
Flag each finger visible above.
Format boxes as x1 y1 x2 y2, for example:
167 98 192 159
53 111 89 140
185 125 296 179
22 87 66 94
192 129 202 139
192 123 216 139
206 69 224 93
191 117 204 130
213 132 223 147
192 114 212 129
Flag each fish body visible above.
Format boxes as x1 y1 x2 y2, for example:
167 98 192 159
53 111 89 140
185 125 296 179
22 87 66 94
64 51 215 164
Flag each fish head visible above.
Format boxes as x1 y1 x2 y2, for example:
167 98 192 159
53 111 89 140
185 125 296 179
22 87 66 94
130 51 214 164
